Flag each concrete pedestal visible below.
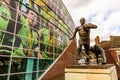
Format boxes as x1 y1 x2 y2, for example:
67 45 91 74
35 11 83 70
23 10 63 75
65 64 118 80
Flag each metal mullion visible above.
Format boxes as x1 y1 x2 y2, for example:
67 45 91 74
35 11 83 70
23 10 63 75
7 5 19 80
53 27 55 59
53 27 57 59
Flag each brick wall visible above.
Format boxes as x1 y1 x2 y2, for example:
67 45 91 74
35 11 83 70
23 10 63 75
106 50 120 78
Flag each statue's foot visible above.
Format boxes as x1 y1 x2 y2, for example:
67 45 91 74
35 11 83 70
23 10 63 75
85 62 90 65
76 58 80 60
85 61 90 65
76 57 81 60
102 62 106 65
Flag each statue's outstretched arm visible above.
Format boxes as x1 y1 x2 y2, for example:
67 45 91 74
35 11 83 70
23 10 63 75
85 23 97 29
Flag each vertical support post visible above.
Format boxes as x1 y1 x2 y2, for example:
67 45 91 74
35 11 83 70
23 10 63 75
25 58 34 80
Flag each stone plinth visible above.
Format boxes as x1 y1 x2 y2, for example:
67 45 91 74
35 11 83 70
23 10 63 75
65 64 118 80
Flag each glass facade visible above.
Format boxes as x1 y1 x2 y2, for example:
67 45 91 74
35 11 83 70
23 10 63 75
0 0 75 80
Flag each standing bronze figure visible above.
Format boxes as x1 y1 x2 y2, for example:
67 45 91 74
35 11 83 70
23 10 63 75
70 18 97 63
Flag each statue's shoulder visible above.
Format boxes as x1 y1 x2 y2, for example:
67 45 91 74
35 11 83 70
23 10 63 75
84 23 90 26
76 26 82 29
76 26 82 30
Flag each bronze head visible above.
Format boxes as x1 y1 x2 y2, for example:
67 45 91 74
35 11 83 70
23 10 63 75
80 18 85 25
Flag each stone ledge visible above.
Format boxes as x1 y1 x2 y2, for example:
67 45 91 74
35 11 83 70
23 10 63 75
65 64 118 80
66 64 114 69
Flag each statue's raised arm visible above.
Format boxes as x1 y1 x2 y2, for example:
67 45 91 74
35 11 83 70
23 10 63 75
84 23 97 29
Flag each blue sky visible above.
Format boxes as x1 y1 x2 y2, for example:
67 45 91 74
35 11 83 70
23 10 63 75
62 0 120 45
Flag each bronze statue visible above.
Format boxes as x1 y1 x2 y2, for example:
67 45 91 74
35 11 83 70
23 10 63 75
70 18 97 63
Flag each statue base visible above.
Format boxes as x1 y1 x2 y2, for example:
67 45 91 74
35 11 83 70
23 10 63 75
65 64 118 80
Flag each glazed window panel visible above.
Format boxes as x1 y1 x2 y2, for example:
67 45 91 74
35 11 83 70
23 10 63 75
10 74 25 80
0 0 75 79
0 75 8 80
0 55 10 74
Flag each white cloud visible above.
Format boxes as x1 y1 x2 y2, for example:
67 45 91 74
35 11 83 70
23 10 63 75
62 0 120 46
62 0 92 9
